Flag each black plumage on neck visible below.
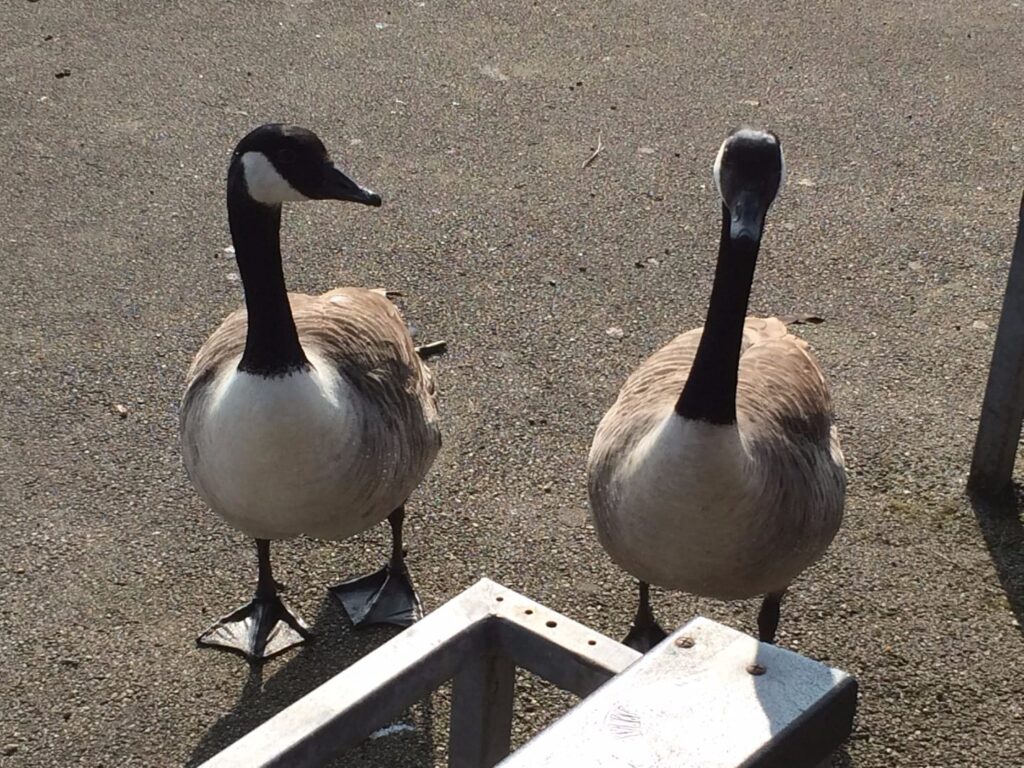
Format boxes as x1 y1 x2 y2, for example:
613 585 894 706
227 167 309 377
674 204 761 425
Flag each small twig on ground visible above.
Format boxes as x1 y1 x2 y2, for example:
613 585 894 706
925 544 959 568
582 133 604 169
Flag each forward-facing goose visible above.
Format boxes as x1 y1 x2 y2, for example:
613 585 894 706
587 128 845 652
180 124 441 661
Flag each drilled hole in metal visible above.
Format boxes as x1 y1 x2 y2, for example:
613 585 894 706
546 620 557 628
587 640 597 646
525 609 533 615
495 596 504 602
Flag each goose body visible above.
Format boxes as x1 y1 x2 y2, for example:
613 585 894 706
182 288 439 541
588 317 844 601
587 128 845 649
180 124 440 661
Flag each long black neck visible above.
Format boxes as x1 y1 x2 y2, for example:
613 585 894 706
674 204 761 424
227 168 308 376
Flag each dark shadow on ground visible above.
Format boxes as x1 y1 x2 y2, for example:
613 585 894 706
968 484 1024 635
186 594 438 767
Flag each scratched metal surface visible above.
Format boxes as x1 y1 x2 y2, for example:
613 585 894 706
503 618 854 767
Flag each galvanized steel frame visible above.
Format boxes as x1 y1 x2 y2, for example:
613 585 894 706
200 578 639 768
200 578 854 768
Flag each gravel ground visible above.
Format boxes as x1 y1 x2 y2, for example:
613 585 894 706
1 1 1023 766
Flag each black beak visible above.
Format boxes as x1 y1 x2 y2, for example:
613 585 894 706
320 163 382 207
728 190 766 245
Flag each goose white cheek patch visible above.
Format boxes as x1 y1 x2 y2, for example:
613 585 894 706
241 151 309 204
777 142 787 194
713 140 725 199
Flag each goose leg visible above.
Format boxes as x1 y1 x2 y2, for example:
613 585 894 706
623 580 668 652
331 506 424 628
198 539 311 662
757 590 786 644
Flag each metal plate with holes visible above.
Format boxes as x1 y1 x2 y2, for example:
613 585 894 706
501 617 857 768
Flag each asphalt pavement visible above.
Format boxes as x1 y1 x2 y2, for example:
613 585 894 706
1 1 1023 766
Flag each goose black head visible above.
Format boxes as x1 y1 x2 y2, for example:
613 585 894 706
229 123 382 208
713 128 785 247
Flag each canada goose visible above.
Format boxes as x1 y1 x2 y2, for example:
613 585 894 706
180 124 441 661
587 128 845 651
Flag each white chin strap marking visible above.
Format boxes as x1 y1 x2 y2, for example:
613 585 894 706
713 140 725 199
241 152 309 205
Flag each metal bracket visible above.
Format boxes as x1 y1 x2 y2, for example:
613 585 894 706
200 578 855 768
970 190 1024 496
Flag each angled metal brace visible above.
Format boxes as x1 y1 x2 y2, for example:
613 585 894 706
200 579 637 768
200 578 855 768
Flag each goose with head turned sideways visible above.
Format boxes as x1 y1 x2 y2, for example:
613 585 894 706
587 128 845 651
180 124 441 661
